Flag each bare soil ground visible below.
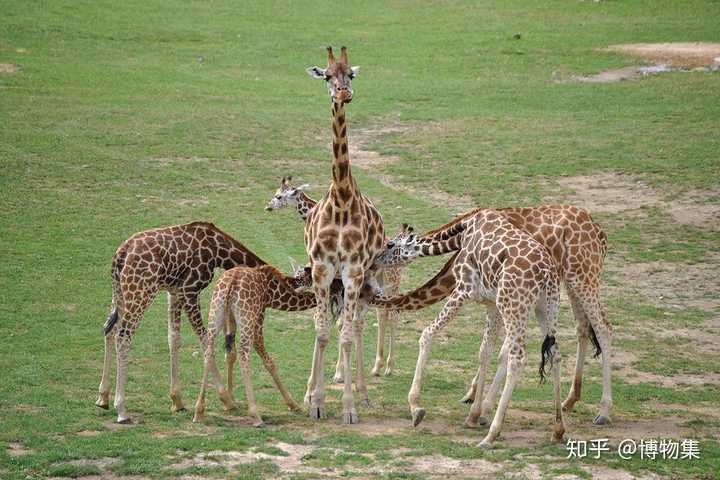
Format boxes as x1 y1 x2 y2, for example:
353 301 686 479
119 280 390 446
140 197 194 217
605 43 720 69
563 42 720 83
0 63 20 73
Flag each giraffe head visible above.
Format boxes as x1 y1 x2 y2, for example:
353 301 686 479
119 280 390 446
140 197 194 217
265 176 310 211
375 224 418 267
288 257 313 292
307 46 359 104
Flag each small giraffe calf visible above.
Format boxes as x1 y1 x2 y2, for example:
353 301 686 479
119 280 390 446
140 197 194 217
377 213 565 447
193 263 343 427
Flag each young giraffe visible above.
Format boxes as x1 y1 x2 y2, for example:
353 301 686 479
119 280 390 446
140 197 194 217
376 211 566 447
192 263 343 427
304 46 386 424
97 221 265 423
378 204 613 426
266 176 403 379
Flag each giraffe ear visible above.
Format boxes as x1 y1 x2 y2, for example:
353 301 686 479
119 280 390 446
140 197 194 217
288 256 302 275
295 183 310 192
350 66 360 78
307 66 327 79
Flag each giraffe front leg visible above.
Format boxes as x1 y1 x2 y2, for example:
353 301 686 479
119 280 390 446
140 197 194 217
307 281 332 420
370 307 387 377
354 307 370 408
384 309 398 376
409 289 469 427
340 272 364 424
167 293 185 413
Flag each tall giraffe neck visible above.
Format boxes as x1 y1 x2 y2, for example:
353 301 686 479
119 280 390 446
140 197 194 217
265 271 318 311
330 101 357 200
295 191 317 220
208 224 267 270
371 252 458 311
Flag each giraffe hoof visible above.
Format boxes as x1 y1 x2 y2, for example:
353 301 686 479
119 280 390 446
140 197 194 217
383 368 393 377
332 374 345 384
360 398 371 409
95 401 110 410
116 416 133 425
171 406 187 413
412 409 426 427
593 415 611 425
252 419 265 428
288 402 302 413
477 416 489 426
343 410 359 424
477 440 493 449
192 413 204 423
309 406 326 420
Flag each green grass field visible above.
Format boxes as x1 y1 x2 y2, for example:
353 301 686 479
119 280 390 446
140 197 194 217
2 1 719 478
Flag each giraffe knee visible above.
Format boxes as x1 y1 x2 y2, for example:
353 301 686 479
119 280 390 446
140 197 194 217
316 332 330 347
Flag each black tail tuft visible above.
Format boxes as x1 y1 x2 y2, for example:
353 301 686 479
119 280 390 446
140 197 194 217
539 335 556 384
103 309 118 335
225 333 235 353
589 325 602 358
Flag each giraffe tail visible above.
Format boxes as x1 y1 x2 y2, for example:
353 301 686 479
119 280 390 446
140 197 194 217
589 322 602 358
539 335 556 384
104 247 126 335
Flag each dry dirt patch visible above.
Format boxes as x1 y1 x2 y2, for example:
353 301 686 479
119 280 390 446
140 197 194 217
7 442 34 456
605 43 720 69
605 253 720 312
613 350 720 387
348 122 475 212
554 172 720 229
0 63 20 73
561 42 720 83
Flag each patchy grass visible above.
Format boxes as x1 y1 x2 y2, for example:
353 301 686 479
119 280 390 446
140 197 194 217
2 0 719 479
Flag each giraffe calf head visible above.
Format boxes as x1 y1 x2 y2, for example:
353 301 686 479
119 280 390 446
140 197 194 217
375 224 419 267
307 46 359 104
288 257 313 292
266 176 310 211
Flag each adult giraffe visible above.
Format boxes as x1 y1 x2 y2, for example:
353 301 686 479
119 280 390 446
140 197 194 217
304 46 385 424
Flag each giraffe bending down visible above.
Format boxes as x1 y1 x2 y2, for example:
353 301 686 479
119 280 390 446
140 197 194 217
304 46 386 424
378 204 613 426
376 211 566 447
97 222 266 423
193 263 344 426
266 176 403 379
